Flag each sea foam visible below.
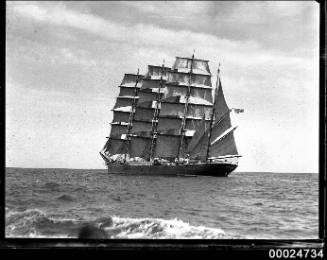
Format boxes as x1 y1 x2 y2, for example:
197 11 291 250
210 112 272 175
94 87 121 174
6 208 225 239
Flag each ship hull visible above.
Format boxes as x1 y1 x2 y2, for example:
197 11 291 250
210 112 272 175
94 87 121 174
106 163 237 177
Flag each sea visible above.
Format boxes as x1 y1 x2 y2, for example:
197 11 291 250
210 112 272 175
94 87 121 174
5 168 319 239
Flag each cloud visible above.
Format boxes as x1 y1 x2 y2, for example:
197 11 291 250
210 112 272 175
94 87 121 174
120 1 212 18
8 1 316 70
6 34 101 70
9 2 123 37
8 2 256 52
225 1 309 25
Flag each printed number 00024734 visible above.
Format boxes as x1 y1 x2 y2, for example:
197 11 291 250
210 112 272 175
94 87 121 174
268 249 324 259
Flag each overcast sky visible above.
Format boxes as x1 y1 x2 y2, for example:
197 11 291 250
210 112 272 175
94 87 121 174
6 1 319 172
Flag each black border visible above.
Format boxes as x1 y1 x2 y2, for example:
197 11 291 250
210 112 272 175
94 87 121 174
1 0 326 254
318 0 326 242
1 0 6 247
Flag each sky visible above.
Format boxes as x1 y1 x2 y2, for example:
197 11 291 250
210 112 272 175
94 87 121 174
6 1 320 172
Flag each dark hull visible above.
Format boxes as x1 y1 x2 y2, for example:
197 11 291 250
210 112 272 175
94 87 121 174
107 163 237 177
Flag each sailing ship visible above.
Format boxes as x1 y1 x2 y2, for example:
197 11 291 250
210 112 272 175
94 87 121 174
100 54 243 177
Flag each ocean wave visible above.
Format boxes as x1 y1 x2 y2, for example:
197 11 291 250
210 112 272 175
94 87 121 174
5 209 225 239
43 182 61 191
106 216 226 239
56 194 75 202
72 187 85 192
6 209 79 238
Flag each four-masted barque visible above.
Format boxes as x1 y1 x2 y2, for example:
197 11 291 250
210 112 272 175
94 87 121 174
100 54 243 176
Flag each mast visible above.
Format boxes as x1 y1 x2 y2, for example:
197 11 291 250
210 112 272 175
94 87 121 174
149 61 165 161
176 52 195 161
205 64 221 162
124 68 140 161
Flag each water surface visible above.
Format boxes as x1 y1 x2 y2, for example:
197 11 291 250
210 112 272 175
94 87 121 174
5 168 319 239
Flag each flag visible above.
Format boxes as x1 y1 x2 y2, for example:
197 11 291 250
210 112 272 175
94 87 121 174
231 108 244 114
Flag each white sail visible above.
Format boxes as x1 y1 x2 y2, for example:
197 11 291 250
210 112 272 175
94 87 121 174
173 57 211 75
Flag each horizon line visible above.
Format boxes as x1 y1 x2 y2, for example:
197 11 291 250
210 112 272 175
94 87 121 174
4 166 319 174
